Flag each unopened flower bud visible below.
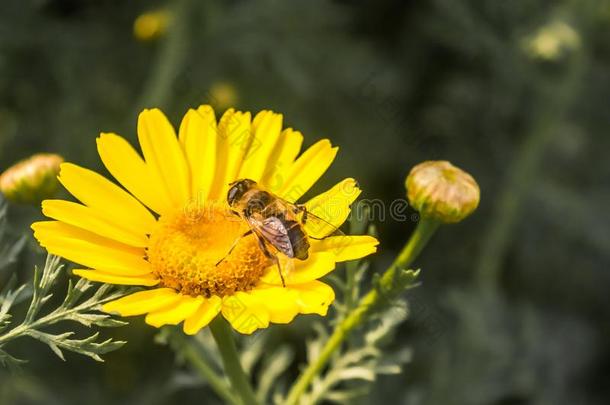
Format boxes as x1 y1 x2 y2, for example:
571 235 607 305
133 10 171 42
0 153 64 204
406 160 480 223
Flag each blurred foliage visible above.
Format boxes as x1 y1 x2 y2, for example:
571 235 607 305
1 0 609 404
0 197 26 277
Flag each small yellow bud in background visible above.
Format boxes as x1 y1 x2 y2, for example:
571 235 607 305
406 160 480 224
523 21 580 61
133 10 171 42
207 81 239 111
0 153 64 204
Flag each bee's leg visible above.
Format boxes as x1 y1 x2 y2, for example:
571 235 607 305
296 205 324 240
253 234 286 287
295 204 308 224
272 255 286 288
215 229 253 266
307 235 327 240
297 204 342 240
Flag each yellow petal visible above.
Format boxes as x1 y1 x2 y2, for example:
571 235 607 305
73 269 159 286
32 221 150 276
145 294 203 327
238 110 283 182
304 178 361 237
310 235 379 262
208 109 252 199
292 281 335 315
277 139 338 202
178 106 217 202
251 108 270 130
58 162 157 234
97 133 172 215
261 252 336 286
183 296 222 335
137 108 191 207
221 291 270 334
102 288 180 316
260 128 304 192
42 200 149 248
249 286 300 324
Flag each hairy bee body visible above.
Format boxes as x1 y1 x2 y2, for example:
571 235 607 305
227 180 310 261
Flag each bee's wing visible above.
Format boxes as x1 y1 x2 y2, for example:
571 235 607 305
248 215 294 258
301 209 345 239
259 190 345 239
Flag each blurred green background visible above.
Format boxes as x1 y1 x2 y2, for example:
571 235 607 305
1 0 609 404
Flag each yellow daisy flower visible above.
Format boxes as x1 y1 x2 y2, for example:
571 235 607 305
32 106 378 335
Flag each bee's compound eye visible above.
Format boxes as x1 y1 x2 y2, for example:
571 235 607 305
227 179 256 206
227 185 240 206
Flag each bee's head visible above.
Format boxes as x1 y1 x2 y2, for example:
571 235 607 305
227 179 257 207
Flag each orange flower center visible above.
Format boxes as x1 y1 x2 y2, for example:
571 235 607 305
147 201 270 297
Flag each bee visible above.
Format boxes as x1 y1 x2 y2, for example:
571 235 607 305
217 179 339 287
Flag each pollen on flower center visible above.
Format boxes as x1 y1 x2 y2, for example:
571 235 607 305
147 201 270 297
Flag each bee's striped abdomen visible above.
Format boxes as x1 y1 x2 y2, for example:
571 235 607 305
286 220 309 260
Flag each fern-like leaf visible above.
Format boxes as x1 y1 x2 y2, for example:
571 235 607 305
0 254 130 368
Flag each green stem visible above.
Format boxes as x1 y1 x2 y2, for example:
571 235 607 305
168 331 240 405
0 290 122 347
0 324 26 346
284 218 439 405
209 317 259 405
391 217 439 271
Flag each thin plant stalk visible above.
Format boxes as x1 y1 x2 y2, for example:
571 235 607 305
168 331 241 405
209 316 259 405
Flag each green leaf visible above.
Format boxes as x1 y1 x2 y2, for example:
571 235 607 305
0 254 130 368
26 330 126 362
